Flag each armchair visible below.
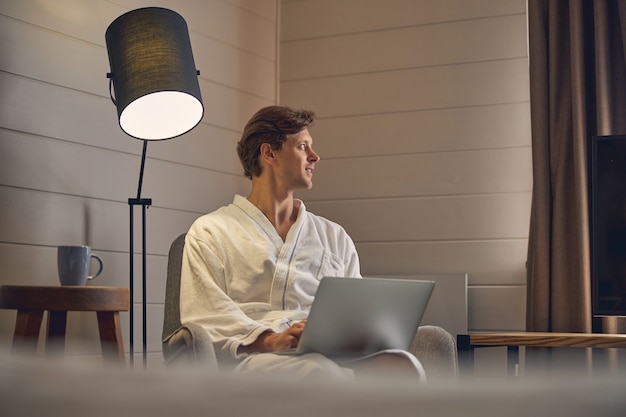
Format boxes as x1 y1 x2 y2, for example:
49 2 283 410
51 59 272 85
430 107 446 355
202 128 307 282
162 233 458 379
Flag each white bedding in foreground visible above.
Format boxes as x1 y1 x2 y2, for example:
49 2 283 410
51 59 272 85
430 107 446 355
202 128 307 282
1 354 624 417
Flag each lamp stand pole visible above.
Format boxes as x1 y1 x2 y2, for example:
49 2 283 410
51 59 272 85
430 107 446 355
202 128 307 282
128 140 151 368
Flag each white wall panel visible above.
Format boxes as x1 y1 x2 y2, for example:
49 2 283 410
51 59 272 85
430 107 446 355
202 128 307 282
147 125 244 174
0 14 110 97
193 36 276 99
0 185 226 258
0 187 110 247
117 0 277 59
0 0 277 60
0 244 62 288
0 130 139 200
282 14 527 80
282 0 531 334
0 72 130 152
310 103 531 158
282 58 529 117
0 0 126 46
0 129 249 212
281 0 525 40
140 159 250 213
200 80 275 130
357 239 528 286
305 193 531 242
301 147 532 200
229 0 278 20
0 72 266 173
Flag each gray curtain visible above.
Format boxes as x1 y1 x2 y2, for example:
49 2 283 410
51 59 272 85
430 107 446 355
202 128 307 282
527 0 626 334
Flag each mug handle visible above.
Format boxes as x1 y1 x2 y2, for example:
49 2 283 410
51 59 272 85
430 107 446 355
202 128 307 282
88 254 104 280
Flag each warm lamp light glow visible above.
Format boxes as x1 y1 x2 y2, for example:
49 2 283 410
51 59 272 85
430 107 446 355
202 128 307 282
120 91 204 140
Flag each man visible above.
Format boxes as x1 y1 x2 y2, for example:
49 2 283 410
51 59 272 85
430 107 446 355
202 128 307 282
180 105 424 379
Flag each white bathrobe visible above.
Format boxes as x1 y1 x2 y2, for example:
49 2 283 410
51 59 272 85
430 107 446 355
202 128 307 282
180 195 425 379
180 196 360 364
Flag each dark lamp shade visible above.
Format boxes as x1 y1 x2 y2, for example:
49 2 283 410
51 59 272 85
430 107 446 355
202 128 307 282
105 7 203 140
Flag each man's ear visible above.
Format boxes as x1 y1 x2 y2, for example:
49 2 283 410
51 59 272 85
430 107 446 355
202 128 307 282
259 143 276 166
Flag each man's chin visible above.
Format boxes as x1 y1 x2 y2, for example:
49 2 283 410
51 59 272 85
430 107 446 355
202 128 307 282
296 182 314 192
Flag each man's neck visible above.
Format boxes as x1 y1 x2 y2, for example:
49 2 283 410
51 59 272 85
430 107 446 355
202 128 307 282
247 186 298 241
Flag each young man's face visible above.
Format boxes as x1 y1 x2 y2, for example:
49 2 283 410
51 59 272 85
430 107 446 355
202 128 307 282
274 128 320 191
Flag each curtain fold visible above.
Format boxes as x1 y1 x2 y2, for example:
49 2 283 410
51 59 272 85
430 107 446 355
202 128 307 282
527 0 626 334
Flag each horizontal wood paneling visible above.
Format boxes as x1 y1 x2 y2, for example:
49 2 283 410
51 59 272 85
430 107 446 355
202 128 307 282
0 71 267 166
282 58 529 117
281 0 531 335
281 14 527 80
0 186 218 257
0 13 110 97
304 193 531 242
357 239 528 286
0 71 137 154
200 81 275 131
229 0 278 21
127 0 278 60
0 244 63 287
281 0 526 40
3 0 277 58
0 129 249 213
0 1 127 47
193 35 276 99
301 147 532 200
310 103 531 159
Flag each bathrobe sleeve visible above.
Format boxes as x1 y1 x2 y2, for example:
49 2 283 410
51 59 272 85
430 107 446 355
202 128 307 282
180 227 272 362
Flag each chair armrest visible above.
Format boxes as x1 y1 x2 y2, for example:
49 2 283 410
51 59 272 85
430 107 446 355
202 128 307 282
162 323 218 369
410 325 459 380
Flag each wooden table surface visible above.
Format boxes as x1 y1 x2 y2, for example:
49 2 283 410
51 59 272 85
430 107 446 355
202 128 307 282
457 332 626 377
466 332 626 349
0 285 129 311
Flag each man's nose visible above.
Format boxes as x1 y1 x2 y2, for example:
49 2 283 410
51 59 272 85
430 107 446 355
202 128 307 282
309 149 320 162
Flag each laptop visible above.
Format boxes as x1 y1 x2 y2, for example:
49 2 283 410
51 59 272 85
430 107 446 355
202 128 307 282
281 276 434 358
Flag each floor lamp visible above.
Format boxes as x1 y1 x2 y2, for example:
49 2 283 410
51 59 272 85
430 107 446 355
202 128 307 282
105 7 203 367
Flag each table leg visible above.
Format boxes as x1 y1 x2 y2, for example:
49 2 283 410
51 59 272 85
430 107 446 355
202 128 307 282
12 310 44 355
507 345 519 377
456 334 474 377
97 311 126 366
46 310 68 357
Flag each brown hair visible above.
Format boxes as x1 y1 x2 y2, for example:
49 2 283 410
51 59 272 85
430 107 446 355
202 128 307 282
237 105 316 179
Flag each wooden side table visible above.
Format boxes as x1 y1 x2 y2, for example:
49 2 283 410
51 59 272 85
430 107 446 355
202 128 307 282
457 332 626 376
0 285 129 366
